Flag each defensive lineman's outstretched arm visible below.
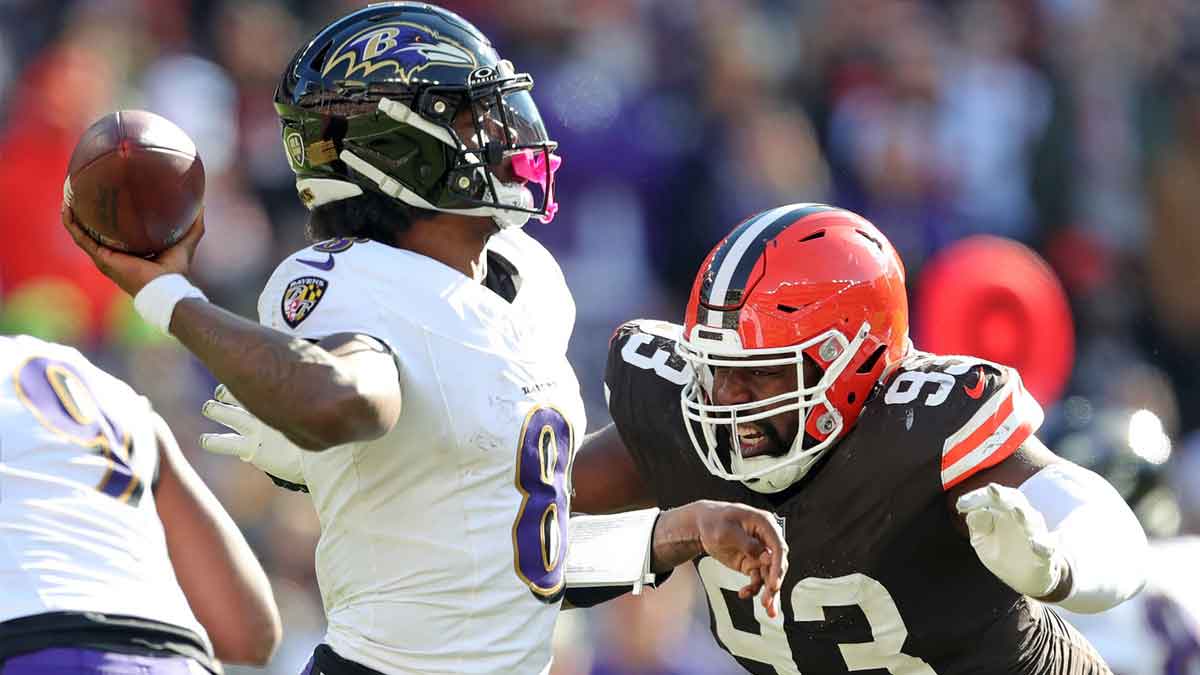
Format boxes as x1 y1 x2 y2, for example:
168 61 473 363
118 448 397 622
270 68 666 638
652 500 788 613
565 499 789 617
152 413 281 665
63 208 402 451
948 435 1148 614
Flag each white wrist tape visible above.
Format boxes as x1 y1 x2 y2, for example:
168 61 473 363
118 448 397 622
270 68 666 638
563 508 661 594
134 274 207 334
1019 462 1149 613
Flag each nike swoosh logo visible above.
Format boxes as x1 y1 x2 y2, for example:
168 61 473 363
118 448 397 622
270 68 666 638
964 366 986 399
297 254 335 271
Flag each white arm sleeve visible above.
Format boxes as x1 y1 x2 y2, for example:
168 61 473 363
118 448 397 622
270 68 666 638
1019 462 1149 613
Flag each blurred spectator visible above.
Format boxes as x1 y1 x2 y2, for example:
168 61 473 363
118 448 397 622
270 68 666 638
5 1 1200 671
939 0 1051 240
142 54 277 311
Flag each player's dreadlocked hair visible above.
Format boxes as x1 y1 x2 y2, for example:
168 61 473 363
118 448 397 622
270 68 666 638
306 189 436 245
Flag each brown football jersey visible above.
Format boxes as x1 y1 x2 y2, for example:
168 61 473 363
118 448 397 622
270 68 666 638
604 319 1111 675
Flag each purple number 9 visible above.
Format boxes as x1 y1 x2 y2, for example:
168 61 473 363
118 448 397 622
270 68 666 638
512 406 573 600
15 357 142 505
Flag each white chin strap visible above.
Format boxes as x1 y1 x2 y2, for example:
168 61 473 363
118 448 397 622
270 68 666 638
292 97 534 229
729 453 810 494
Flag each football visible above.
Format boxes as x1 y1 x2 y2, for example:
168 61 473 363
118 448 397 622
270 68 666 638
64 110 205 256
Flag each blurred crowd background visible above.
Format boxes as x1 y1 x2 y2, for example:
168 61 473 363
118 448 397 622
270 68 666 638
3 0 1200 672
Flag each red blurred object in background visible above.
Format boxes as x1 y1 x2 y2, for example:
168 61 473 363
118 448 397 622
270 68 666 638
915 235 1075 407
0 45 120 340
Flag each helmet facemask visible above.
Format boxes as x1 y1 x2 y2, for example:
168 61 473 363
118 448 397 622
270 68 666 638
391 61 561 228
678 322 872 493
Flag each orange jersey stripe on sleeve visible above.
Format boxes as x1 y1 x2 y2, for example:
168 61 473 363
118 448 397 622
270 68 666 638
941 393 1016 470
940 376 1043 490
942 419 1035 490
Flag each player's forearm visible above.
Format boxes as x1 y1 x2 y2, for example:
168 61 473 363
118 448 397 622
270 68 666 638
154 416 281 664
649 504 704 572
649 500 787 618
170 298 373 449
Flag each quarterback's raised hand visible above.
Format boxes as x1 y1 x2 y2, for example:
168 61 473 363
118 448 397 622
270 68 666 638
956 483 1068 599
654 500 789 617
62 205 205 297
200 385 306 485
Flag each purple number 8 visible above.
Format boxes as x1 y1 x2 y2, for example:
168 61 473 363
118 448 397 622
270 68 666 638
15 357 142 505
512 406 573 600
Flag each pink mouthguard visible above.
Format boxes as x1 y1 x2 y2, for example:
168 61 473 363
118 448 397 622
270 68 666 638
511 148 562 223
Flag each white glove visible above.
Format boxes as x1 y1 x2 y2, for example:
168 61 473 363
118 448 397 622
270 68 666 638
956 483 1067 599
200 385 306 485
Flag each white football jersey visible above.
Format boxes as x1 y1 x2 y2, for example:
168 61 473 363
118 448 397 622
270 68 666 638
1059 536 1200 675
0 335 209 646
257 229 586 675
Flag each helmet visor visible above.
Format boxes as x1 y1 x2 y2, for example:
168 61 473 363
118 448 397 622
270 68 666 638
472 86 554 150
463 80 560 223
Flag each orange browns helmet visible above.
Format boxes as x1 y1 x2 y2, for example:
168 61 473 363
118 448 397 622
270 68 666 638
677 204 910 493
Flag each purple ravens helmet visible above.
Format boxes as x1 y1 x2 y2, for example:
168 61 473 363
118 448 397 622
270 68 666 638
274 2 560 229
